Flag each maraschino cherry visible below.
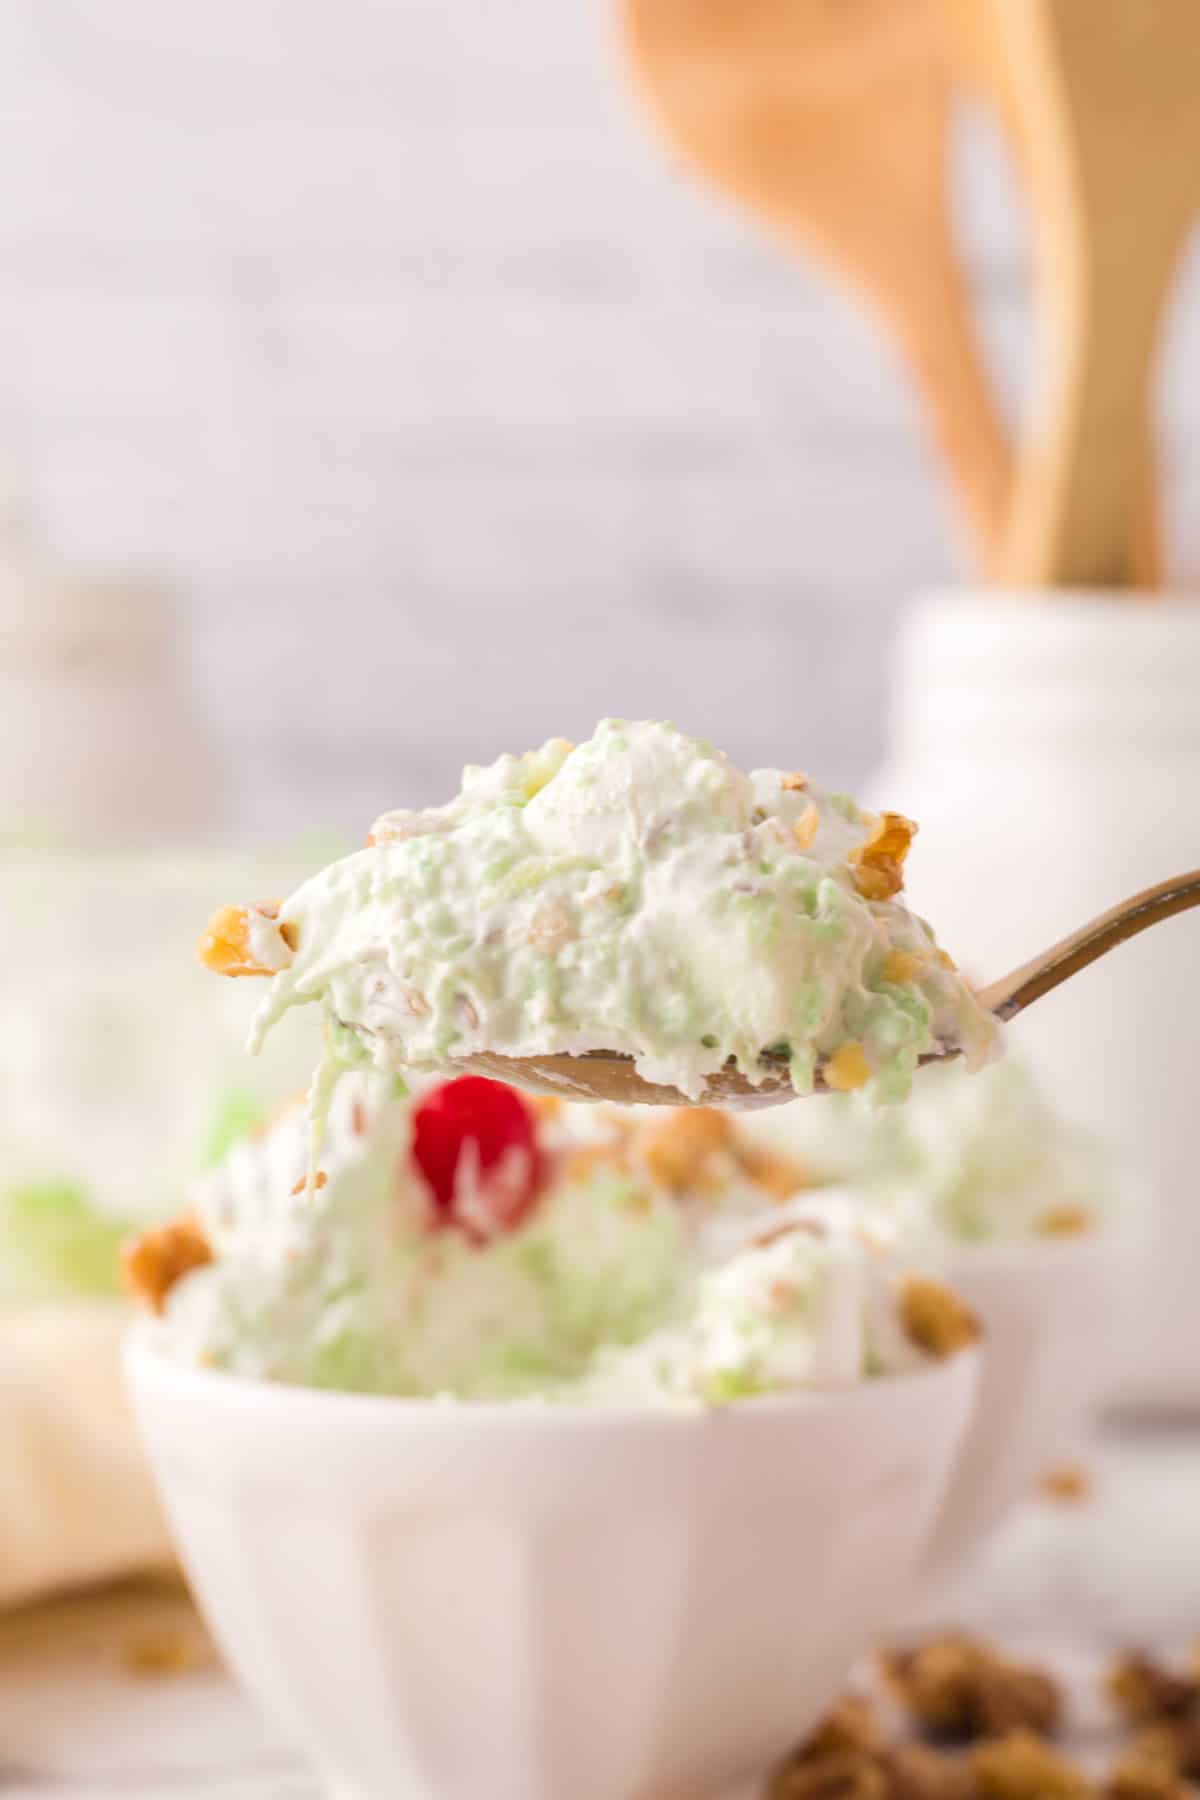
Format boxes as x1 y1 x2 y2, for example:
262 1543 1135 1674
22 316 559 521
410 1076 547 1243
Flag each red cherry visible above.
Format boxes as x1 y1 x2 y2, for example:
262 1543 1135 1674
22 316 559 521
410 1076 547 1244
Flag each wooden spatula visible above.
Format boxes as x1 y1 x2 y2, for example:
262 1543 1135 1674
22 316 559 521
619 0 1011 571
973 0 1200 589
938 0 1168 590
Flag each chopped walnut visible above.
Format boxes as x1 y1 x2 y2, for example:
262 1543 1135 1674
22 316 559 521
970 1731 1089 1800
767 1750 889 1800
792 803 821 851
121 1215 213 1315
635 1108 734 1191
824 1041 872 1093
883 949 923 985
1105 1733 1191 1800
849 812 918 903
885 1743 977 1800
800 1697 883 1761
1107 1655 1200 1727
736 1142 811 1201
882 1639 1059 1742
1038 1463 1093 1504
898 1281 981 1361
1038 1205 1095 1238
780 771 810 792
564 1143 628 1183
196 901 297 977
289 1171 329 1196
1127 1721 1200 1783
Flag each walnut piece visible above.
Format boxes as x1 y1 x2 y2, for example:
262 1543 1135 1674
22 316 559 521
898 1282 981 1361
736 1142 811 1201
1038 1205 1095 1238
767 1749 889 1800
969 1730 1090 1799
196 901 296 977
882 1638 1059 1741
883 949 923 985
1107 1655 1200 1727
636 1108 733 1191
849 812 918 903
792 803 821 851
1105 1730 1192 1800
1038 1463 1093 1504
885 1743 977 1800
801 1697 883 1761
121 1215 213 1315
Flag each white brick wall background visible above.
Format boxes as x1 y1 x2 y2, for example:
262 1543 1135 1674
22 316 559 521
2 1 1199 838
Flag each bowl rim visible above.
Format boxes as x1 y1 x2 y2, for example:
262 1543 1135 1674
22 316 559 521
124 1324 978 1433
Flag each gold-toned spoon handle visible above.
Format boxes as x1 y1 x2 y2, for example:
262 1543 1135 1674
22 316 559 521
977 870 1200 1023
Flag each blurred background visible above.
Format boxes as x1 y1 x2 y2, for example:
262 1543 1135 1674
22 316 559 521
0 0 1197 831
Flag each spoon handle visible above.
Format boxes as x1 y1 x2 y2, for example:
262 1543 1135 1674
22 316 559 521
977 870 1200 1022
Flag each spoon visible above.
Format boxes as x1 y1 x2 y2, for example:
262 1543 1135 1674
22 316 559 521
455 868 1200 1106
974 0 1200 588
619 0 1011 569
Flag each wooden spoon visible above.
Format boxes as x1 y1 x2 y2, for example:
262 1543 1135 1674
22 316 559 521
937 0 1164 589
619 0 1011 570
457 868 1200 1106
970 0 1200 589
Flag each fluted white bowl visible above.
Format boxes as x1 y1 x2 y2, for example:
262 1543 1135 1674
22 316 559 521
924 1233 1120 1581
126 1338 977 1800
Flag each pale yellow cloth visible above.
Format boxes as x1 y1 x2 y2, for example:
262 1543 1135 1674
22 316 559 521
0 1302 174 1609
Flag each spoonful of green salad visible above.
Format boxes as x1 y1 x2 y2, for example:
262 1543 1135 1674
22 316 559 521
198 720 1196 1109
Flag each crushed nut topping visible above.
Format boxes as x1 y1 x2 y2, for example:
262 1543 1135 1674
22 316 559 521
884 1743 977 1800
1123 1720 1200 1784
635 1108 733 1191
824 1041 872 1093
883 949 923 986
768 1750 890 1798
970 1729 1089 1799
290 1171 329 1196
792 803 821 851
196 901 296 977
802 1698 883 1761
121 1215 213 1315
1104 1742 1188 1800
898 1282 981 1361
883 1639 1058 1743
1038 1205 1095 1238
1038 1463 1093 1504
780 771 810 792
1107 1654 1200 1727
736 1142 811 1201
848 812 918 903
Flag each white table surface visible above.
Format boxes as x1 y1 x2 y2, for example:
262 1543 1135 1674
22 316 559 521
5 1425 1199 1799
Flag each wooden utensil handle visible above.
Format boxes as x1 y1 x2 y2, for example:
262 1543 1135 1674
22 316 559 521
891 245 1012 573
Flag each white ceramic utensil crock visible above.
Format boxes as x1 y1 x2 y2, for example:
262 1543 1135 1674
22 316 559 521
872 590 1200 1411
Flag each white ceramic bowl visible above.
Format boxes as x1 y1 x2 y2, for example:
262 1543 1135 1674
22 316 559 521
923 1233 1120 1581
126 1339 977 1800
